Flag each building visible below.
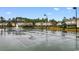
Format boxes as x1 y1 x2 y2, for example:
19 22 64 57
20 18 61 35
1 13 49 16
35 22 42 26
57 21 62 26
42 22 52 26
35 22 53 26
65 19 76 26
16 22 33 27
77 19 79 27
0 22 8 27
65 18 79 28
11 23 16 27
57 18 79 28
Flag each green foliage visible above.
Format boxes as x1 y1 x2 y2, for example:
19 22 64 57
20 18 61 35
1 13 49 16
0 16 6 22
49 19 57 22
10 17 49 23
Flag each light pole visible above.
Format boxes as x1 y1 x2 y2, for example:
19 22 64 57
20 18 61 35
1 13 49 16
44 14 48 42
41 18 43 31
73 7 77 50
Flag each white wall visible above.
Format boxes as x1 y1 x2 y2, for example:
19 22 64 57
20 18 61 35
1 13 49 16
77 20 79 27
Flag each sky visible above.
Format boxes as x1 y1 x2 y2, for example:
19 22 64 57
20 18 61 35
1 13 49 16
0 7 79 21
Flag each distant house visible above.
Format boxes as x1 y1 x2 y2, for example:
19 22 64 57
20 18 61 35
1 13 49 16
42 22 52 26
25 22 33 26
65 19 76 26
14 18 33 27
0 22 8 27
16 22 33 27
77 19 79 27
65 18 79 28
11 23 16 27
57 21 62 26
35 22 42 26
35 22 54 26
57 19 76 26
0 22 17 27
57 18 79 28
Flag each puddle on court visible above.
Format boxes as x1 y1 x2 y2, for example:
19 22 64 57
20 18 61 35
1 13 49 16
0 28 78 51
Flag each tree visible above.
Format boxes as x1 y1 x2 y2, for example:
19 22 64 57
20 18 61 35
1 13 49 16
0 16 6 28
11 18 16 22
62 17 67 22
7 22 12 27
62 17 67 31
49 19 57 22
0 16 6 22
7 18 12 27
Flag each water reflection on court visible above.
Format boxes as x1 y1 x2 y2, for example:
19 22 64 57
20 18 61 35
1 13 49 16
0 28 77 51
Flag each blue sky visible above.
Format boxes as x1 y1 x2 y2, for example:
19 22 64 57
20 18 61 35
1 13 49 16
0 7 79 21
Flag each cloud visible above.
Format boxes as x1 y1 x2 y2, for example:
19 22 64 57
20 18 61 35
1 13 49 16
53 8 60 11
66 7 72 10
6 11 12 15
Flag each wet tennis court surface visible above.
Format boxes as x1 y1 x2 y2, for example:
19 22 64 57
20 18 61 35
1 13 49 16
0 28 78 51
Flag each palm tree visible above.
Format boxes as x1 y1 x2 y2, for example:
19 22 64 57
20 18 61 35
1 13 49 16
0 16 5 22
7 18 12 27
62 17 67 32
0 16 5 28
44 14 48 42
